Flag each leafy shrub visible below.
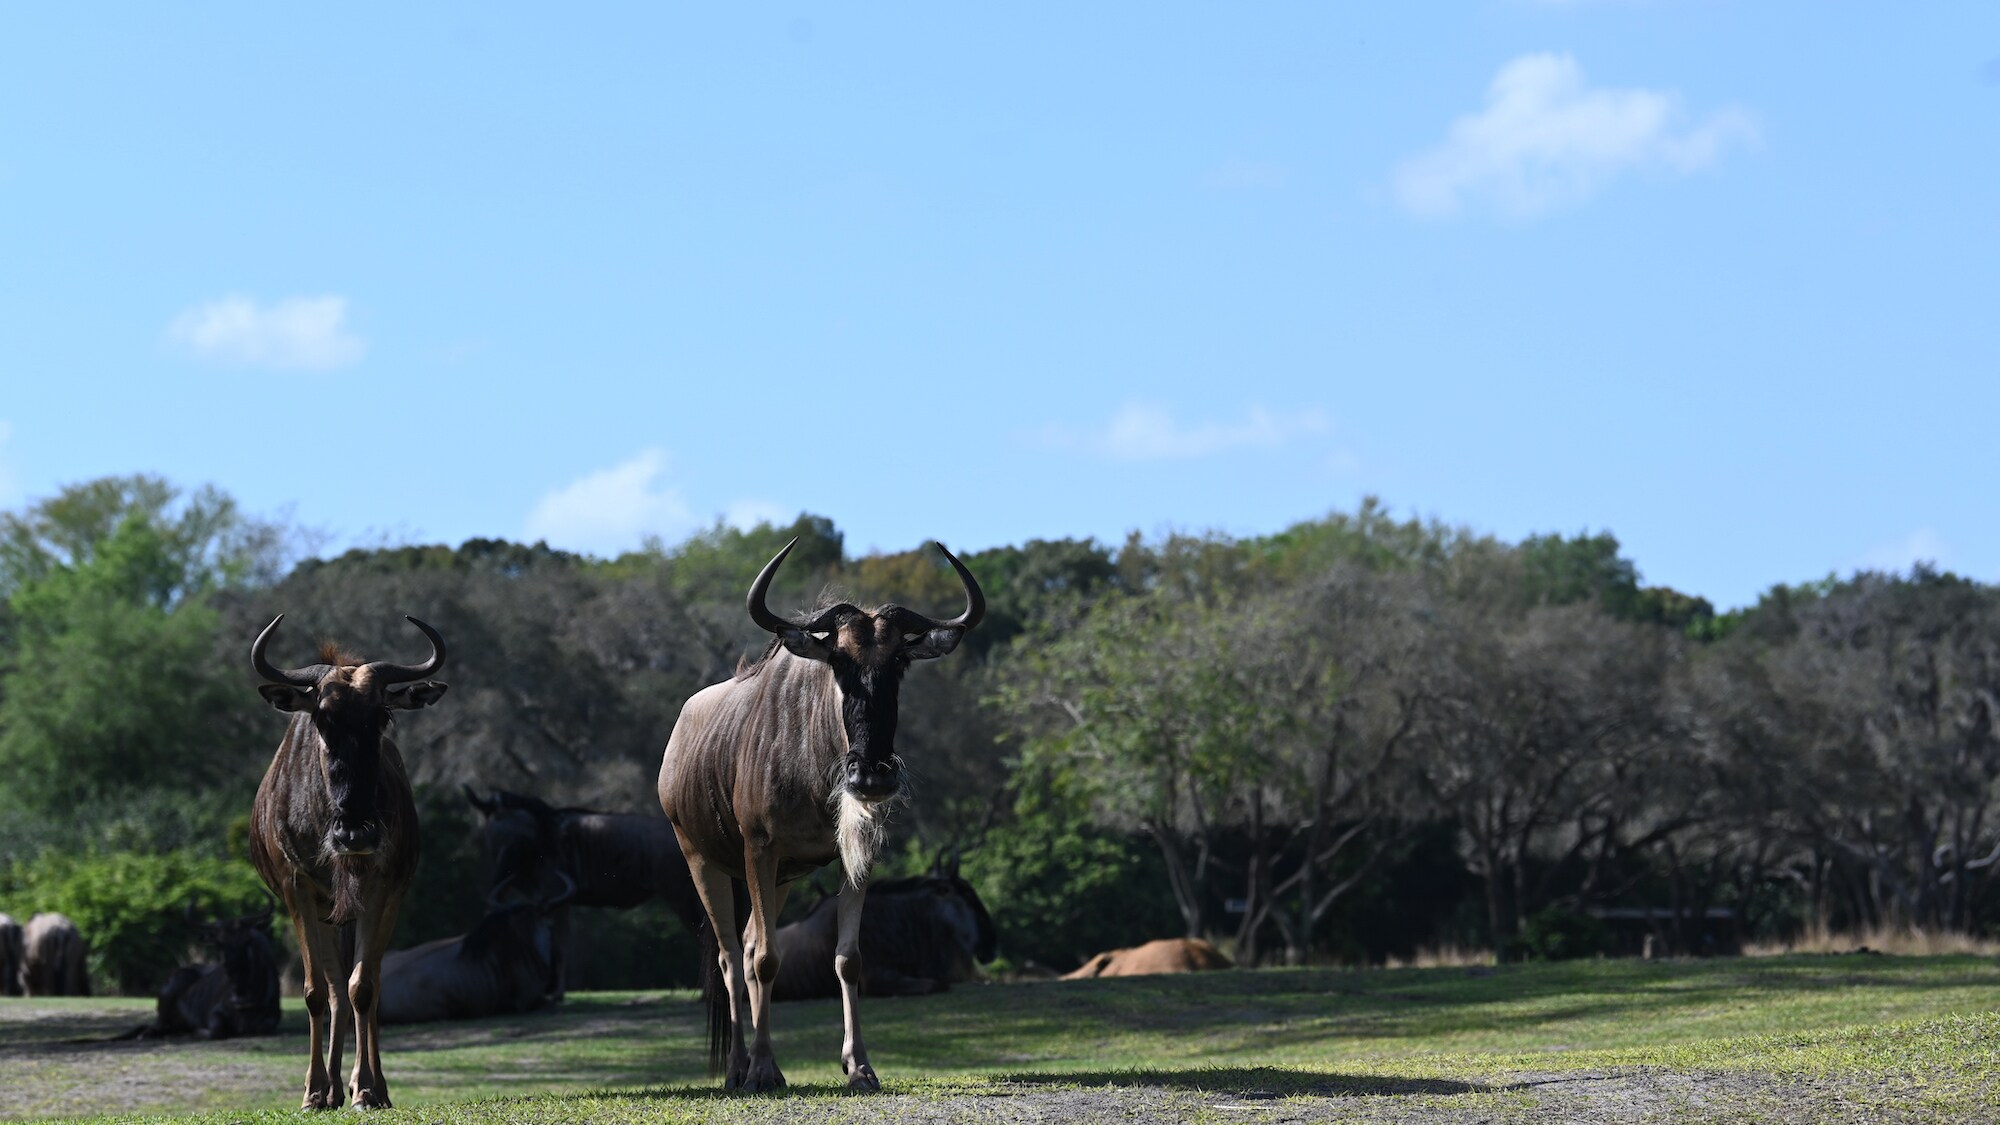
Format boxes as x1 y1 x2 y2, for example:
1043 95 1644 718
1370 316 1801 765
1507 906 1610 962
0 849 274 994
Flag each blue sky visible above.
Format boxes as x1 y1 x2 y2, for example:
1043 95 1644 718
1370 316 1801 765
2 3 1995 609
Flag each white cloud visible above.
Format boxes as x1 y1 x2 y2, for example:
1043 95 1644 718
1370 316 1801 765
167 294 367 371
524 448 695 557
1038 402 1331 462
1855 527 1955 575
1394 53 1758 218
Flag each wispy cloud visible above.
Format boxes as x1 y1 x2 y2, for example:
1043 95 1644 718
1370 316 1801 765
167 294 367 371
1394 53 1758 218
524 448 695 557
1855 527 1955 575
1037 402 1331 462
723 499 792 532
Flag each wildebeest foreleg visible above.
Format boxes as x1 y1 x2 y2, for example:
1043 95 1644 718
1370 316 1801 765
835 879 880 1091
291 909 350 1110
346 904 399 1108
739 848 790 1093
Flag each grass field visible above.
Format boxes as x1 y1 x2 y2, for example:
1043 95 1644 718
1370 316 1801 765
4 954 1997 1123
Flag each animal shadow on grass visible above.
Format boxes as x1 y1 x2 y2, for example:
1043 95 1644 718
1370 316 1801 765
999 1066 1486 1098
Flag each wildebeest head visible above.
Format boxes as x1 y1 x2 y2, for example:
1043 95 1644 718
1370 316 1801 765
463 786 567 904
192 901 279 1004
747 539 984 801
252 615 448 857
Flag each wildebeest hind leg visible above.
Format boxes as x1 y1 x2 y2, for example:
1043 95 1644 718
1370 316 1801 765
680 846 752 1089
835 878 879 1091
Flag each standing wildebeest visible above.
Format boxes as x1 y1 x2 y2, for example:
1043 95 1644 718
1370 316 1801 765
130 905 283 1039
376 871 574 1024
0 913 22 996
658 538 984 1092
248 615 447 1110
463 786 706 1000
20 913 88 996
771 869 997 1001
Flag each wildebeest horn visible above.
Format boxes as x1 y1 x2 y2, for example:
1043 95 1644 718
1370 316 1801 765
364 616 448 685
462 783 497 816
251 614 329 688
543 869 578 911
929 543 984 632
747 538 804 635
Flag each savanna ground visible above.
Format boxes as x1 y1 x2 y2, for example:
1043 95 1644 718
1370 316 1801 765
3 955 1997 1124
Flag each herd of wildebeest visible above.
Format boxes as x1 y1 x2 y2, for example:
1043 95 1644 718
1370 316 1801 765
0 541 1230 1108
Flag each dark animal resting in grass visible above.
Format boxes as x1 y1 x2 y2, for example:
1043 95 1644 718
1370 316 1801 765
132 905 283 1040
248 615 447 1110
1062 937 1233 979
0 913 22 996
658 538 984 1093
20 912 89 996
377 871 574 1024
463 785 706 1002
772 868 997 1001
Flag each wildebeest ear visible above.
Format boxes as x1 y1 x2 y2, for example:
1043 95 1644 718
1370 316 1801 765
903 626 964 661
258 684 314 712
386 681 449 710
778 629 835 662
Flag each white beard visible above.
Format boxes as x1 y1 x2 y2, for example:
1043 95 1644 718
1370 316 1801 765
835 790 890 887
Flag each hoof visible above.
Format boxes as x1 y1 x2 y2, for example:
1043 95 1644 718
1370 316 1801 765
741 1056 787 1094
303 1089 343 1111
351 1090 392 1110
845 1063 881 1092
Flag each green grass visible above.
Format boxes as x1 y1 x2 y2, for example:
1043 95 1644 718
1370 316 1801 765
4 954 1997 1123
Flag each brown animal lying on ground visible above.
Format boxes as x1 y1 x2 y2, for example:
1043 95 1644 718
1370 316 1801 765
1062 937 1232 979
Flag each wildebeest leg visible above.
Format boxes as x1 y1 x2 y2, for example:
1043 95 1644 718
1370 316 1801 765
547 904 569 1002
292 909 349 1110
346 903 399 1108
739 848 790 1093
835 880 880 1090
680 847 751 1089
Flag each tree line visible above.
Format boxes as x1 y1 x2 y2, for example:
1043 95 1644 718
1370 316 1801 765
2 475 1996 988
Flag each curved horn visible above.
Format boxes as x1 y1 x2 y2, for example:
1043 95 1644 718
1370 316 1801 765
542 869 578 911
463 783 497 816
746 538 803 635
365 615 447 685
251 615 325 688
486 872 515 910
933 543 985 631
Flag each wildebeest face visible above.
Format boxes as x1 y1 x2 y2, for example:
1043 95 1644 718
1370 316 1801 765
747 540 985 803
464 788 566 904
252 615 448 857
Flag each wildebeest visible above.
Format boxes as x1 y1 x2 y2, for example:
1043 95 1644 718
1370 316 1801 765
20 912 89 996
377 872 574 1024
130 905 283 1039
1061 937 1233 979
772 870 997 1001
463 786 706 1001
248 615 447 1110
658 538 984 1092
0 913 22 996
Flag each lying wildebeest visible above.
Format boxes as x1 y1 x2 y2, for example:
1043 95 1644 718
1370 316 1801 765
658 539 984 1092
21 912 88 996
127 905 283 1040
248 614 447 1110
463 786 706 1001
1061 937 1233 979
0 913 22 996
377 871 574 1024
772 869 997 1001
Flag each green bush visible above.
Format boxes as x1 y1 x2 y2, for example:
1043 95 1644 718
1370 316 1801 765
1507 906 1611 962
0 848 274 994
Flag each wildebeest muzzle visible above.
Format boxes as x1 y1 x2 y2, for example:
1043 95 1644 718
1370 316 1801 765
327 820 382 857
844 755 902 801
